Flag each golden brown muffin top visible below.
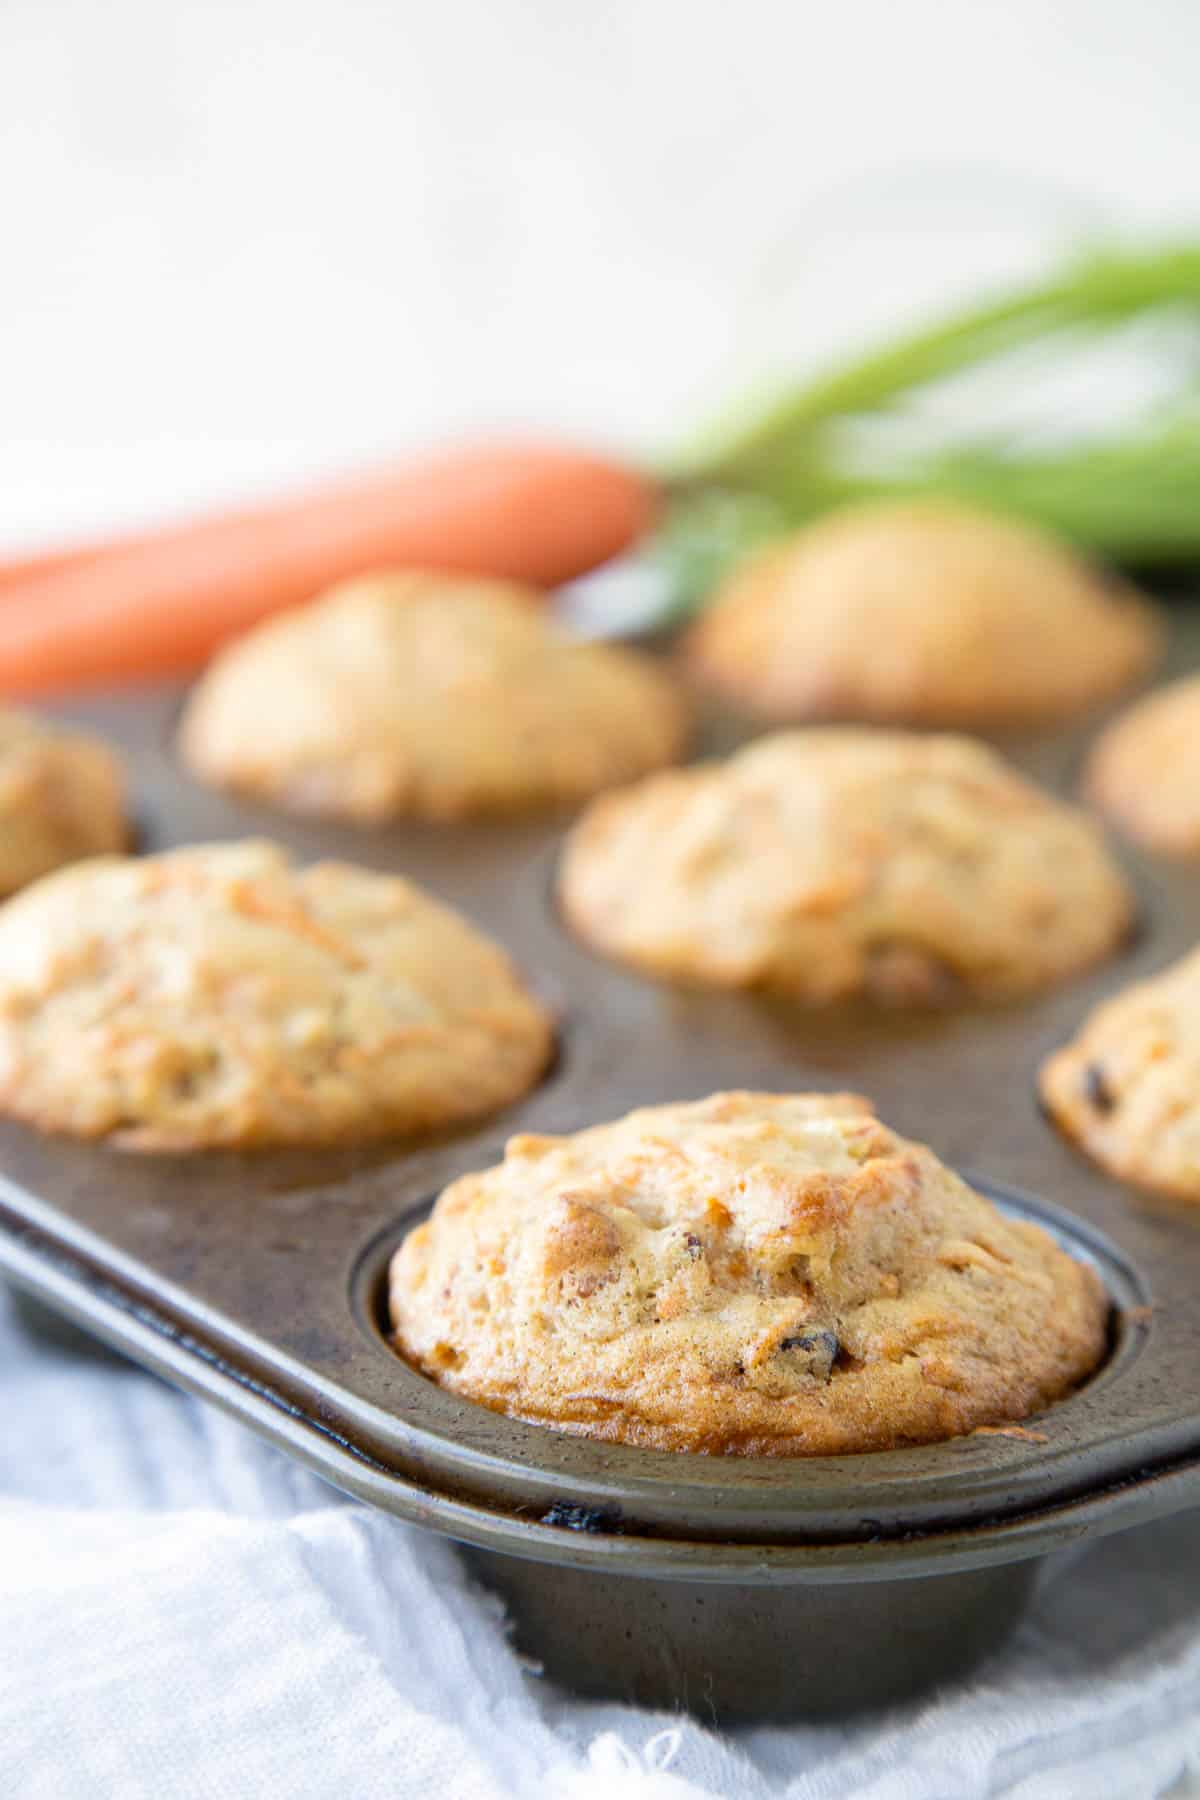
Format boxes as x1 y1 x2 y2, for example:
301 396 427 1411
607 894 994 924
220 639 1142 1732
390 1091 1107 1455
0 705 127 898
0 840 552 1150
684 499 1161 728
179 571 688 821
1086 674 1200 857
1040 947 1200 1201
559 728 1134 1005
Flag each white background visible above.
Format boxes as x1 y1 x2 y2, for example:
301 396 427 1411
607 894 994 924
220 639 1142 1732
1 0 1198 548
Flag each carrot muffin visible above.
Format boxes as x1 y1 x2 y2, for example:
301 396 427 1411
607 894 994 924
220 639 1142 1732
684 500 1161 728
559 728 1133 1005
1085 674 1200 856
390 1091 1107 1455
0 706 127 898
0 840 552 1149
178 572 687 822
1040 947 1200 1200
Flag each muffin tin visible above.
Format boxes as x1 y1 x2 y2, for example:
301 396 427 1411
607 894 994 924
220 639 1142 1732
4 619 1200 1722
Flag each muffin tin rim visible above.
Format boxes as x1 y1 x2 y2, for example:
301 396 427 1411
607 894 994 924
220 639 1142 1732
0 1155 1172 1551
2 1176 1197 1585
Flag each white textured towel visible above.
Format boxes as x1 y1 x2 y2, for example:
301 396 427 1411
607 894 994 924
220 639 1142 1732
3 1285 1200 1799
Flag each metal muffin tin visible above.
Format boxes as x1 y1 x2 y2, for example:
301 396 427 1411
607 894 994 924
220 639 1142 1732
4 617 1200 1721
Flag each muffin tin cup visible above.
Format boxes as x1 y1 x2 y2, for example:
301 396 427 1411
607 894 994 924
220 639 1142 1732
460 1551 1041 1718
3 629 1200 1721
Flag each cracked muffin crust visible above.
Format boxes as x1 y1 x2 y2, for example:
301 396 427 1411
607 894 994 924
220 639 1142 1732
0 706 127 897
1085 674 1200 857
389 1091 1108 1454
1040 948 1200 1200
0 840 552 1149
178 571 688 821
558 728 1134 1005
683 500 1161 728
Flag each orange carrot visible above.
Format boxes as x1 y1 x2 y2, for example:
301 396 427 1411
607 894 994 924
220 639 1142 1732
0 443 657 696
0 542 112 594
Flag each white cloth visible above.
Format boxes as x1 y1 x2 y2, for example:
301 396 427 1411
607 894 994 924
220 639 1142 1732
3 1286 1200 1799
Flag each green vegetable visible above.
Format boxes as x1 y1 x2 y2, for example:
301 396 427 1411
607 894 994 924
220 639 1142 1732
661 243 1200 610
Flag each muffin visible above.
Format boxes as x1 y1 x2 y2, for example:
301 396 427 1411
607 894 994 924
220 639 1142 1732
1040 947 1200 1200
1085 674 1200 856
684 500 1161 728
389 1091 1108 1455
0 706 127 897
559 728 1134 1005
0 840 552 1149
178 571 688 822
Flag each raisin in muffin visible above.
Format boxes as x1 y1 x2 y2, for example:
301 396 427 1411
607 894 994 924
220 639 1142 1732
0 706 127 897
558 728 1133 1005
178 571 687 821
1085 674 1200 857
0 840 552 1149
390 1091 1107 1454
1040 947 1200 1200
684 500 1161 728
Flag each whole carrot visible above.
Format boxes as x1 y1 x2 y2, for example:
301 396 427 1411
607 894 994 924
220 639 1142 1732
0 443 657 696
